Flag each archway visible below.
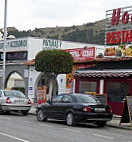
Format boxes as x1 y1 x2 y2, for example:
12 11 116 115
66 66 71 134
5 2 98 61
6 71 25 93
35 73 58 101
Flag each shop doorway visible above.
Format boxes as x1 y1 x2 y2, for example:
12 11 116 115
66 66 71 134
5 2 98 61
104 79 130 116
35 73 58 102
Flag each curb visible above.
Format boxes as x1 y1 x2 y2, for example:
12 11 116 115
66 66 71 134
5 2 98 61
106 124 132 130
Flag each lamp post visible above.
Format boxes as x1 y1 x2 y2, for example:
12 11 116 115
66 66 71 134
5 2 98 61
2 0 7 89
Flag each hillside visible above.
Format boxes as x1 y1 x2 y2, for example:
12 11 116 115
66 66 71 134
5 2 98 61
7 19 105 45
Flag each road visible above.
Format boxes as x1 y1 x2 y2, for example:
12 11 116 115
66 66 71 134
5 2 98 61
0 112 131 142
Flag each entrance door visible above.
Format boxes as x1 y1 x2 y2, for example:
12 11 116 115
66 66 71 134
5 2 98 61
104 80 130 116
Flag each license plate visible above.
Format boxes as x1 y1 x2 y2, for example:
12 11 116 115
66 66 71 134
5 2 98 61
14 100 24 104
94 108 105 112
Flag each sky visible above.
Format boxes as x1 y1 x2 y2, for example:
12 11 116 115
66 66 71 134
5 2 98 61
0 0 132 31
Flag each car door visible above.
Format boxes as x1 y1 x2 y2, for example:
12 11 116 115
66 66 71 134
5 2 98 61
46 95 63 119
58 95 73 119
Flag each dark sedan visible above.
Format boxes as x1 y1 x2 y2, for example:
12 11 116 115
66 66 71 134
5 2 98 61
36 93 113 127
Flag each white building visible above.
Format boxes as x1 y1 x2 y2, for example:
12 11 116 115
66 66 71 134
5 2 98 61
0 37 104 102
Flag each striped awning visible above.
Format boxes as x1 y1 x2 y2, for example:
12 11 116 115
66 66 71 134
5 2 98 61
74 70 132 78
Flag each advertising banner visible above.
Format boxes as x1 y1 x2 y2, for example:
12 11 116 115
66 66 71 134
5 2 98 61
65 47 95 62
37 86 47 104
104 45 132 57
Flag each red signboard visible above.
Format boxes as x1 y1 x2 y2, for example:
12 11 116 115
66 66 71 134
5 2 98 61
65 47 95 61
105 6 132 45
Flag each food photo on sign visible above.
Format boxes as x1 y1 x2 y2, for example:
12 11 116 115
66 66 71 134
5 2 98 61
104 45 132 57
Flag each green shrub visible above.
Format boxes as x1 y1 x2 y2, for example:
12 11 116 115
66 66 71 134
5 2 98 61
35 49 73 75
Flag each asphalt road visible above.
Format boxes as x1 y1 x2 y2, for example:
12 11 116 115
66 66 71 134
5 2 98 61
0 112 131 142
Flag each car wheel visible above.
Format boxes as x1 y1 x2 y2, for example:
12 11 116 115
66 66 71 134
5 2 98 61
36 110 47 121
0 105 4 114
96 121 107 127
22 110 28 116
66 112 76 126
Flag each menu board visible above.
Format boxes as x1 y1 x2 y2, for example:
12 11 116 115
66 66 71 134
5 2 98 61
120 96 132 124
126 96 132 123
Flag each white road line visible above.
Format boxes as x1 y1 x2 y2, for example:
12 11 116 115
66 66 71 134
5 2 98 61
63 128 81 133
0 132 30 142
19 121 33 124
92 134 114 140
0 116 11 120
42 124 53 128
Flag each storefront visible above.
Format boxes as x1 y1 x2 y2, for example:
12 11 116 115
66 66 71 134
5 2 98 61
74 58 132 115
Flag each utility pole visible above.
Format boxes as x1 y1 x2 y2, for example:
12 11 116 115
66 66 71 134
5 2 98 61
2 0 7 89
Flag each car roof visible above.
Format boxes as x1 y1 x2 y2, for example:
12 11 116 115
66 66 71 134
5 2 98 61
58 93 93 96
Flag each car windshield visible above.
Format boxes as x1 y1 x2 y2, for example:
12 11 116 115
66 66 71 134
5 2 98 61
75 94 100 103
3 91 27 98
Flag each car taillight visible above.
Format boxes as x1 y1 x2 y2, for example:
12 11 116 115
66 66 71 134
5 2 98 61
107 107 112 113
83 107 92 112
6 98 11 104
28 99 32 104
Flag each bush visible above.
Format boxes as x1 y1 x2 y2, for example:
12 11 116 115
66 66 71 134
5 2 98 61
35 49 73 74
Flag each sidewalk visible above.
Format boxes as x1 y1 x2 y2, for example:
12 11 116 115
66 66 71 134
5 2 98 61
29 105 132 130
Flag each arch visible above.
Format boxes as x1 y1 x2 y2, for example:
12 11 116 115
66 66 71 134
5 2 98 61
5 70 24 87
34 72 58 100
5 71 25 91
0 64 29 97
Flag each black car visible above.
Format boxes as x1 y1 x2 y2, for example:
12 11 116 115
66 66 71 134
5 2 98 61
36 93 113 127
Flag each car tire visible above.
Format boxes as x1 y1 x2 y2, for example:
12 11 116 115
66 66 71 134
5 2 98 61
66 112 76 126
0 105 4 114
96 121 107 127
36 109 47 121
22 110 28 116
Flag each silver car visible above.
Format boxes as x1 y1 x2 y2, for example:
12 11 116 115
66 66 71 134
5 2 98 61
0 90 31 115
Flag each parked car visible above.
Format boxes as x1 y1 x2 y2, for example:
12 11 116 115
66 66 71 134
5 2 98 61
36 93 113 127
0 90 31 115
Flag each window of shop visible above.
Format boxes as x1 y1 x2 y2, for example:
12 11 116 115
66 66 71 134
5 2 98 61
107 82 129 102
78 81 97 93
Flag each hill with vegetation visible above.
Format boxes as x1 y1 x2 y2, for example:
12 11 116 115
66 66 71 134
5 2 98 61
6 19 105 45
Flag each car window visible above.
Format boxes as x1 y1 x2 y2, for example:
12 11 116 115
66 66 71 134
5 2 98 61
3 91 27 98
62 95 72 103
52 95 63 103
75 94 100 103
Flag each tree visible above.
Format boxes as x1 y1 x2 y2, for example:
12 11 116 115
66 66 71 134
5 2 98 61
35 49 73 100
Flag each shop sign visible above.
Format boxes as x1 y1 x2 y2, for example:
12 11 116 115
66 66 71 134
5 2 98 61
106 6 132 45
65 47 95 62
42 39 62 50
0 51 28 61
104 45 132 57
0 39 27 49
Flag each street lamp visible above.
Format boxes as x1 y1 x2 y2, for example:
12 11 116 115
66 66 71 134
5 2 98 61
2 0 7 89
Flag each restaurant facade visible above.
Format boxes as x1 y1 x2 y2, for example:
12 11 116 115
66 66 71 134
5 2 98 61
73 6 132 116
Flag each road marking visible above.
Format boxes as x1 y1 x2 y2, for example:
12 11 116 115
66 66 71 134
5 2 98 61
0 116 11 120
42 124 53 128
0 132 30 142
63 128 81 133
19 121 33 124
92 134 114 140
